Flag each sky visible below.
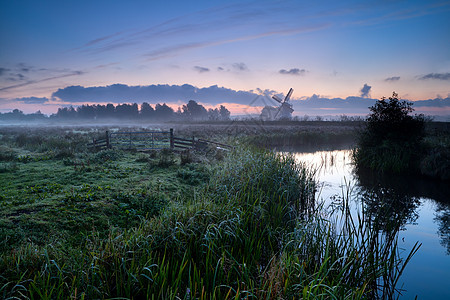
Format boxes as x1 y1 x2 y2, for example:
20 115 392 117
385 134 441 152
1 0 450 116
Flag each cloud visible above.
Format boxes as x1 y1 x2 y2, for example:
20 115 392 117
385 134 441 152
0 71 85 92
232 63 248 71
359 83 372 98
144 41 213 61
76 1 330 62
17 63 32 73
418 73 450 81
385 76 400 82
410 97 450 107
217 67 224 71
84 31 125 47
279 68 306 76
193 66 210 73
51 83 259 105
17 97 49 104
0 68 10 76
140 24 329 63
292 95 450 116
82 0 434 65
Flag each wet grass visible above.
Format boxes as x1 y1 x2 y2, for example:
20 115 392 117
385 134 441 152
0 126 418 299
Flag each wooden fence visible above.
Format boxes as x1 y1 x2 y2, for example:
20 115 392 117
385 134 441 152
87 129 233 152
109 130 172 150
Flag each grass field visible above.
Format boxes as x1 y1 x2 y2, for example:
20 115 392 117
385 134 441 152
0 124 420 299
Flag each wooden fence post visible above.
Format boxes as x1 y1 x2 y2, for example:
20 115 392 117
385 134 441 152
170 128 174 150
105 131 110 149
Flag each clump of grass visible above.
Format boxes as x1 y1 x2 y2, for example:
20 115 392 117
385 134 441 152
211 147 316 217
176 164 210 185
112 190 168 219
91 148 122 163
135 153 151 162
148 148 176 168
0 162 18 173
179 150 193 165
419 146 450 180
0 145 16 161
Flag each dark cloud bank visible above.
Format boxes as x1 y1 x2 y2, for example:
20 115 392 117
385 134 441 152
52 84 257 105
292 94 450 116
4 83 445 117
419 73 450 81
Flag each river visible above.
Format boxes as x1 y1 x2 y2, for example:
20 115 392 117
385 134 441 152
290 149 450 299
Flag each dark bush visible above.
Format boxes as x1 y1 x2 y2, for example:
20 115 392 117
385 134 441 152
354 92 426 173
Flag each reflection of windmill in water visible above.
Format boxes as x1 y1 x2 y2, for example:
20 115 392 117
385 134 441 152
260 88 294 120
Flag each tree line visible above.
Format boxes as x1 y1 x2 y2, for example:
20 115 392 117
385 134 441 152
0 100 231 122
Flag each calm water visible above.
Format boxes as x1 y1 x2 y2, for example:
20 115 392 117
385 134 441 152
291 149 450 299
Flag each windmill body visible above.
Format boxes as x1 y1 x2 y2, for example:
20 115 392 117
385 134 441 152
270 88 294 120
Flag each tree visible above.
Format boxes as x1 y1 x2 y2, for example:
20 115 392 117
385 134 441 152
354 92 425 173
154 103 174 120
105 104 115 118
56 106 76 119
115 103 139 118
208 108 220 121
77 104 96 119
219 105 231 121
182 100 208 121
140 102 154 119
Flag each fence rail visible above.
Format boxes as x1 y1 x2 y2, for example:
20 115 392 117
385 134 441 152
109 130 171 150
87 128 233 152
173 137 194 150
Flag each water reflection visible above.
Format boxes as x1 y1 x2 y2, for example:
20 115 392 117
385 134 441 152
358 187 420 232
289 148 450 299
435 203 450 255
354 166 450 251
355 166 450 204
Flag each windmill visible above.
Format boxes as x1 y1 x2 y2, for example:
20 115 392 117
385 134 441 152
272 88 294 120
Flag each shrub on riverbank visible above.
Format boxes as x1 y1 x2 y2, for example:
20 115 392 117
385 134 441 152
354 92 427 174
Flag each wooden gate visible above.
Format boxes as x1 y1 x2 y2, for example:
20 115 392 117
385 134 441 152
87 128 233 152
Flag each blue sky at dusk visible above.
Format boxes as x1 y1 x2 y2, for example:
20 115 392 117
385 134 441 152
1 0 449 116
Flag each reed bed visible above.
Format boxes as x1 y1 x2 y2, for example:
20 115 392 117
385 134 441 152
1 146 418 299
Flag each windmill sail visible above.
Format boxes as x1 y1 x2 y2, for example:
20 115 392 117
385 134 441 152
272 95 283 103
285 88 293 102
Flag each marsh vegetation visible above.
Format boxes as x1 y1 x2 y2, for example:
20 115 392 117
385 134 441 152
0 124 434 299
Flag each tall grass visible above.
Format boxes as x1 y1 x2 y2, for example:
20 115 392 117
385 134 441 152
0 146 418 299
